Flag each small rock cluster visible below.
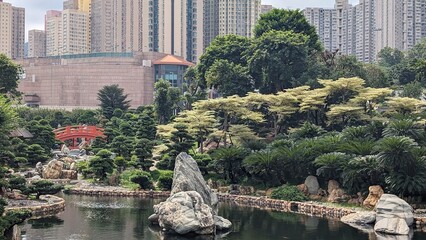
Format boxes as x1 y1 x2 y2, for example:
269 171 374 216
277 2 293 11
148 152 232 236
341 190 415 236
297 176 361 204
41 158 78 180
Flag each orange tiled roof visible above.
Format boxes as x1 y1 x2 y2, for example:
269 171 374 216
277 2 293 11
153 55 195 67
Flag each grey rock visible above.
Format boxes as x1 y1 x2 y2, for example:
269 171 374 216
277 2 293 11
374 218 410 235
341 212 376 224
148 214 159 223
154 191 215 235
171 152 218 213
214 216 232 231
70 162 77 171
35 162 43 175
11 225 21 240
304 176 319 195
375 194 414 226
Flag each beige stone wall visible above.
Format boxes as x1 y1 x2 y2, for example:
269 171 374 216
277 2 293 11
17 52 168 108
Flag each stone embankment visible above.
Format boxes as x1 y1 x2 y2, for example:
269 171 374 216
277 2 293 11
4 195 65 217
68 188 170 198
219 194 356 219
65 187 426 231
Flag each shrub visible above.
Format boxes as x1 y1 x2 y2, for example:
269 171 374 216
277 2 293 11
130 171 153 190
270 185 308 202
8 175 27 192
158 171 173 190
25 180 63 198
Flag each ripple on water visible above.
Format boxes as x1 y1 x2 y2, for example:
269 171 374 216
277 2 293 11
73 201 134 209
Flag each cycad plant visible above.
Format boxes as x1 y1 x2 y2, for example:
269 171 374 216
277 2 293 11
314 152 351 181
342 156 385 194
211 146 249 184
383 119 424 142
374 136 418 172
243 150 281 186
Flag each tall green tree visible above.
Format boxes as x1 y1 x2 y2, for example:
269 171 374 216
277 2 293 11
248 30 309 93
133 138 154 171
377 47 404 67
197 35 251 87
97 84 130 119
206 60 254 97
254 9 322 52
154 80 182 124
88 149 114 180
182 67 206 110
0 53 22 98
136 107 157 140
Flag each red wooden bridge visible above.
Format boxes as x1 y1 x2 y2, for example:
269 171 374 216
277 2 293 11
53 125 105 149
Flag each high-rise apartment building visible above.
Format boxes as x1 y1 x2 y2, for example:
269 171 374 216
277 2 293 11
305 0 426 62
91 0 156 53
354 0 375 62
375 0 404 53
61 9 90 55
304 8 337 52
203 0 261 49
157 0 204 62
90 0 204 62
402 0 426 49
261 5 274 14
375 0 426 54
11 6 25 59
45 10 62 56
45 8 90 56
28 30 46 58
63 0 78 10
64 0 90 12
0 1 13 57
0 0 25 59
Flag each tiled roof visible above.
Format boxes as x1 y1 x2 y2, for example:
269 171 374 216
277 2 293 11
10 128 34 138
153 55 195 67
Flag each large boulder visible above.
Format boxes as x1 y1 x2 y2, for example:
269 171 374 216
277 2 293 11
171 152 218 213
375 194 414 226
153 191 215 235
304 176 319 195
374 218 410 235
150 152 231 235
363 185 384 209
341 212 376 224
42 160 63 179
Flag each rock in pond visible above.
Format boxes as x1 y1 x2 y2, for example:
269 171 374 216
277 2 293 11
375 194 414 226
341 212 376 224
374 218 410 235
150 152 231 235
154 191 215 235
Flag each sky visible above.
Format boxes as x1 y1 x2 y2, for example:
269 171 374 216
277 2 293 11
6 0 358 40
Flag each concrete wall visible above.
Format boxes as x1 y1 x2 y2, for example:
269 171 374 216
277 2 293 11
17 52 169 108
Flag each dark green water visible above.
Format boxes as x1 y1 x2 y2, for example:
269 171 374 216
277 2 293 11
20 194 425 240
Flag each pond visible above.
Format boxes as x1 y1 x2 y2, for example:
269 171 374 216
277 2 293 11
19 194 426 240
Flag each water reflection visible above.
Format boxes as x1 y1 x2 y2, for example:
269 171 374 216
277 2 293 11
19 194 425 240
27 216 64 229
